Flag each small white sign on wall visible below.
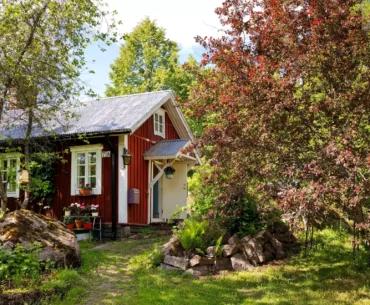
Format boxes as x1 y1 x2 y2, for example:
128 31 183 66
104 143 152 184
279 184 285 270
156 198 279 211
102 151 111 158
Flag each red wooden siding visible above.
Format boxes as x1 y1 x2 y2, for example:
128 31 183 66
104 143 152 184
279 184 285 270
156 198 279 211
52 137 118 223
127 111 180 224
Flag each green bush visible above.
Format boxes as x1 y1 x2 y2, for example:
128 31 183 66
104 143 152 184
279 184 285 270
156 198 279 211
223 195 264 237
129 244 164 270
188 163 217 216
0 243 54 284
175 218 209 253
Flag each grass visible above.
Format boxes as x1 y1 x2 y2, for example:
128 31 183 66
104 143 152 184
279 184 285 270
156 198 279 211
43 229 369 305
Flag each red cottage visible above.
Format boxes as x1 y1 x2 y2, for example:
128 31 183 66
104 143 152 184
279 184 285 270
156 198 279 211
0 91 198 232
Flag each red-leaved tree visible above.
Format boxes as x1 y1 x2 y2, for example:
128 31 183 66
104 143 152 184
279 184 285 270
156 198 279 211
189 0 370 250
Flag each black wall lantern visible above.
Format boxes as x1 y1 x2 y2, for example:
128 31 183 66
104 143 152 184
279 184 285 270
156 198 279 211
122 148 132 168
164 166 176 179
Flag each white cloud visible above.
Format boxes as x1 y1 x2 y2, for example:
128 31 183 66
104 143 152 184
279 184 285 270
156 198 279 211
107 0 222 48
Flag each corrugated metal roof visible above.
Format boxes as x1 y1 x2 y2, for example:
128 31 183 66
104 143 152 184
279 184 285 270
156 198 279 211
143 139 189 160
0 90 172 140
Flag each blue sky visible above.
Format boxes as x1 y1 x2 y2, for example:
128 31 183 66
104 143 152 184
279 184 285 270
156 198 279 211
81 0 222 97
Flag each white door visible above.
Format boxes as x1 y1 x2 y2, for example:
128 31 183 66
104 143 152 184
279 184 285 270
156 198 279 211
161 162 188 220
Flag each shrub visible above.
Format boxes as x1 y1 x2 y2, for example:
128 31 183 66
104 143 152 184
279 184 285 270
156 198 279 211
0 243 54 285
188 163 217 216
129 244 164 270
175 218 208 253
222 195 264 237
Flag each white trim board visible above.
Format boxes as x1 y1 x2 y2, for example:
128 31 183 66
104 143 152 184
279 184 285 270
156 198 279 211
118 134 128 224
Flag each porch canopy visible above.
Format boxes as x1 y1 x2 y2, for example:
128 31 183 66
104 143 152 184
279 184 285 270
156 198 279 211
144 139 197 189
143 139 195 161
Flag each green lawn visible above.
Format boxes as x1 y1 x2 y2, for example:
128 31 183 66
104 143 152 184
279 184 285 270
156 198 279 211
45 230 370 305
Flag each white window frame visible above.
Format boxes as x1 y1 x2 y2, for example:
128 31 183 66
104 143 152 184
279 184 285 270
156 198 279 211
153 108 166 138
0 153 20 198
70 144 103 196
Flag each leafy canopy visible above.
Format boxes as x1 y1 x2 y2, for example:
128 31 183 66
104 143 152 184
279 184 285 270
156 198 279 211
189 0 370 239
106 18 179 96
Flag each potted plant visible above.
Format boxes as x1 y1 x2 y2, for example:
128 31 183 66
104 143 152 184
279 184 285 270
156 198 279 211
64 216 75 230
79 183 92 196
63 206 71 217
164 166 176 179
91 204 99 217
82 215 93 230
75 217 84 229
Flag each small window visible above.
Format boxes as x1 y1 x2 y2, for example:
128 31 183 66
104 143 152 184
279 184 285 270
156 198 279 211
70 145 103 195
154 109 165 138
0 154 20 198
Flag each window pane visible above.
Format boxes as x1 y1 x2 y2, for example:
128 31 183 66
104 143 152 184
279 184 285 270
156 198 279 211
78 177 85 188
159 115 163 124
89 164 96 176
8 181 16 192
78 165 85 176
159 124 163 133
90 177 96 188
10 159 16 168
88 152 96 164
77 153 85 165
1 171 7 182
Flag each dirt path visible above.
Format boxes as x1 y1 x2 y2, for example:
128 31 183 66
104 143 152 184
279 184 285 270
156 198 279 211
81 237 164 305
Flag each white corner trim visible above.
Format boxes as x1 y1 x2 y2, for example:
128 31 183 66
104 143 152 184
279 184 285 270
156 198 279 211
118 135 128 223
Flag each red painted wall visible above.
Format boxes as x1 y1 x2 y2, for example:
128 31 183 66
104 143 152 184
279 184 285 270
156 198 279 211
127 111 179 224
52 137 118 223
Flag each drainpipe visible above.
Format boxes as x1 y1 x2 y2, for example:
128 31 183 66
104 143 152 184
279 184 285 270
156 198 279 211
106 136 117 240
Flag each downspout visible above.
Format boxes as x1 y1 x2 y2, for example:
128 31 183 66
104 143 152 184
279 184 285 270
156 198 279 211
106 136 117 240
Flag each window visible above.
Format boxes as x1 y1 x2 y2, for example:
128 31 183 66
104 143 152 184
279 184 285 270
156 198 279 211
70 145 103 195
154 109 165 138
0 154 20 198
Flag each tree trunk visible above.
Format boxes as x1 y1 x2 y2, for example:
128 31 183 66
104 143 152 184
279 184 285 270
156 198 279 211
0 175 7 213
21 109 33 209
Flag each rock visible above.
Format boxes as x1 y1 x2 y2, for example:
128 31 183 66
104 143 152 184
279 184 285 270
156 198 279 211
190 255 215 267
230 253 254 271
160 263 181 271
270 237 286 259
262 242 275 262
228 234 241 246
206 246 216 257
185 265 211 277
163 255 189 270
162 236 183 256
0 209 80 268
222 244 239 257
241 237 265 265
214 257 233 271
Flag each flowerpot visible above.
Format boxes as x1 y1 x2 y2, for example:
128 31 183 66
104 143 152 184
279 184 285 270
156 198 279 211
66 223 75 230
64 210 71 217
79 189 92 196
84 222 93 230
75 219 84 229
91 212 99 217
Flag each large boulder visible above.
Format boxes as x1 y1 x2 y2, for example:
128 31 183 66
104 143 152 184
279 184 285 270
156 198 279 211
0 209 80 267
